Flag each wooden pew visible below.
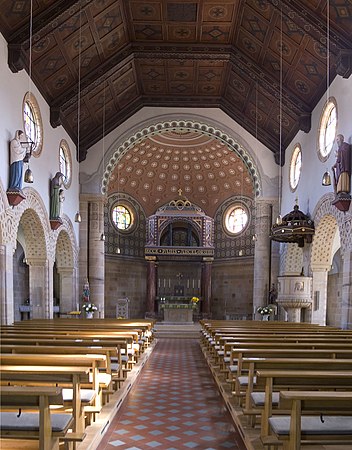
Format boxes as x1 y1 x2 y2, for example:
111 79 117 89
0 336 134 371
269 391 352 449
0 365 92 436
255 369 352 445
239 357 352 424
0 344 122 394
226 345 352 390
0 386 79 450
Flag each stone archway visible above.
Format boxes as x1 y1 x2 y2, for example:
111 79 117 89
0 187 80 323
18 207 49 319
310 194 351 327
101 119 262 198
54 226 78 314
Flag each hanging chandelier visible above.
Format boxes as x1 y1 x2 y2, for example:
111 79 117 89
270 203 315 248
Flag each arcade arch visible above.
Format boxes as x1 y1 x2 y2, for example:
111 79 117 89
0 185 78 324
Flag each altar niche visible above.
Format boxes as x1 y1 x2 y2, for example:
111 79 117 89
144 193 214 318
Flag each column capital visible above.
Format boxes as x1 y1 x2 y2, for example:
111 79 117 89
202 257 214 263
80 193 107 204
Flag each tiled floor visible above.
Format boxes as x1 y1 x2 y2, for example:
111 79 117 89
97 338 247 450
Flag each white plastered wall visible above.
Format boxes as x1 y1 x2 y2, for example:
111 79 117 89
281 75 352 216
0 32 80 232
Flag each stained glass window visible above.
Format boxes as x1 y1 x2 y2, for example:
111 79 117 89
224 205 248 235
112 205 132 230
289 144 302 191
22 92 43 156
59 140 72 188
318 98 337 161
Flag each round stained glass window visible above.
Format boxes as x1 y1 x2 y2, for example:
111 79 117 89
224 204 249 235
112 204 132 231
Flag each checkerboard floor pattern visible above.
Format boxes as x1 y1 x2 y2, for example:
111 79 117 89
97 338 246 450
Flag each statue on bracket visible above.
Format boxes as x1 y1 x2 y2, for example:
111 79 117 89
331 134 351 212
6 130 32 206
49 172 64 230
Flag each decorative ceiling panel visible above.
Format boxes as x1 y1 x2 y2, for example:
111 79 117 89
107 131 254 217
0 0 351 164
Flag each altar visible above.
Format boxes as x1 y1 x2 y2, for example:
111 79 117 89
163 305 193 323
158 297 195 323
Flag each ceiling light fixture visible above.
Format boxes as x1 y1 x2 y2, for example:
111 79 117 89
252 81 258 242
275 2 284 226
25 0 34 184
74 211 82 223
322 169 331 186
322 0 332 189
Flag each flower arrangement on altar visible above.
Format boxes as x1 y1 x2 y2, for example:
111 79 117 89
82 302 98 313
257 305 273 315
191 296 200 309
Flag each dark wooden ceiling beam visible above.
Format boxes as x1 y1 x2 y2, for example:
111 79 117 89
7 0 92 45
270 0 352 51
50 45 133 121
77 98 144 161
336 49 352 78
51 43 310 120
221 98 283 162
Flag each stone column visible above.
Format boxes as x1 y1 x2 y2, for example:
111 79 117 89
202 257 213 315
253 200 273 318
0 243 15 325
146 257 157 314
340 250 352 329
28 257 54 319
311 270 329 325
57 267 75 313
80 194 105 317
78 199 89 297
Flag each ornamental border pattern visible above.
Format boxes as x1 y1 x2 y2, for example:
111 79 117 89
101 119 262 198
0 185 78 265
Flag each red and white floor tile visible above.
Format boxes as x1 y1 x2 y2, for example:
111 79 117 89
97 338 246 450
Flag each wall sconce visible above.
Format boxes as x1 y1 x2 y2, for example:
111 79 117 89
74 211 82 223
238 249 244 256
24 166 34 183
252 233 258 242
322 170 331 186
100 233 106 241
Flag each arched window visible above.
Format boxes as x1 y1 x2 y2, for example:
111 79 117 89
22 92 43 156
318 97 337 161
289 144 302 191
59 139 72 188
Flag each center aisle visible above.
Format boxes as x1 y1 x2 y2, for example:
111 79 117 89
98 338 246 450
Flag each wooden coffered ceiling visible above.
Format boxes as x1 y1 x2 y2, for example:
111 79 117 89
1 0 351 164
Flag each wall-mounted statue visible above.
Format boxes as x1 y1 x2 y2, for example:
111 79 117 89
8 130 31 192
332 134 351 195
50 172 64 220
